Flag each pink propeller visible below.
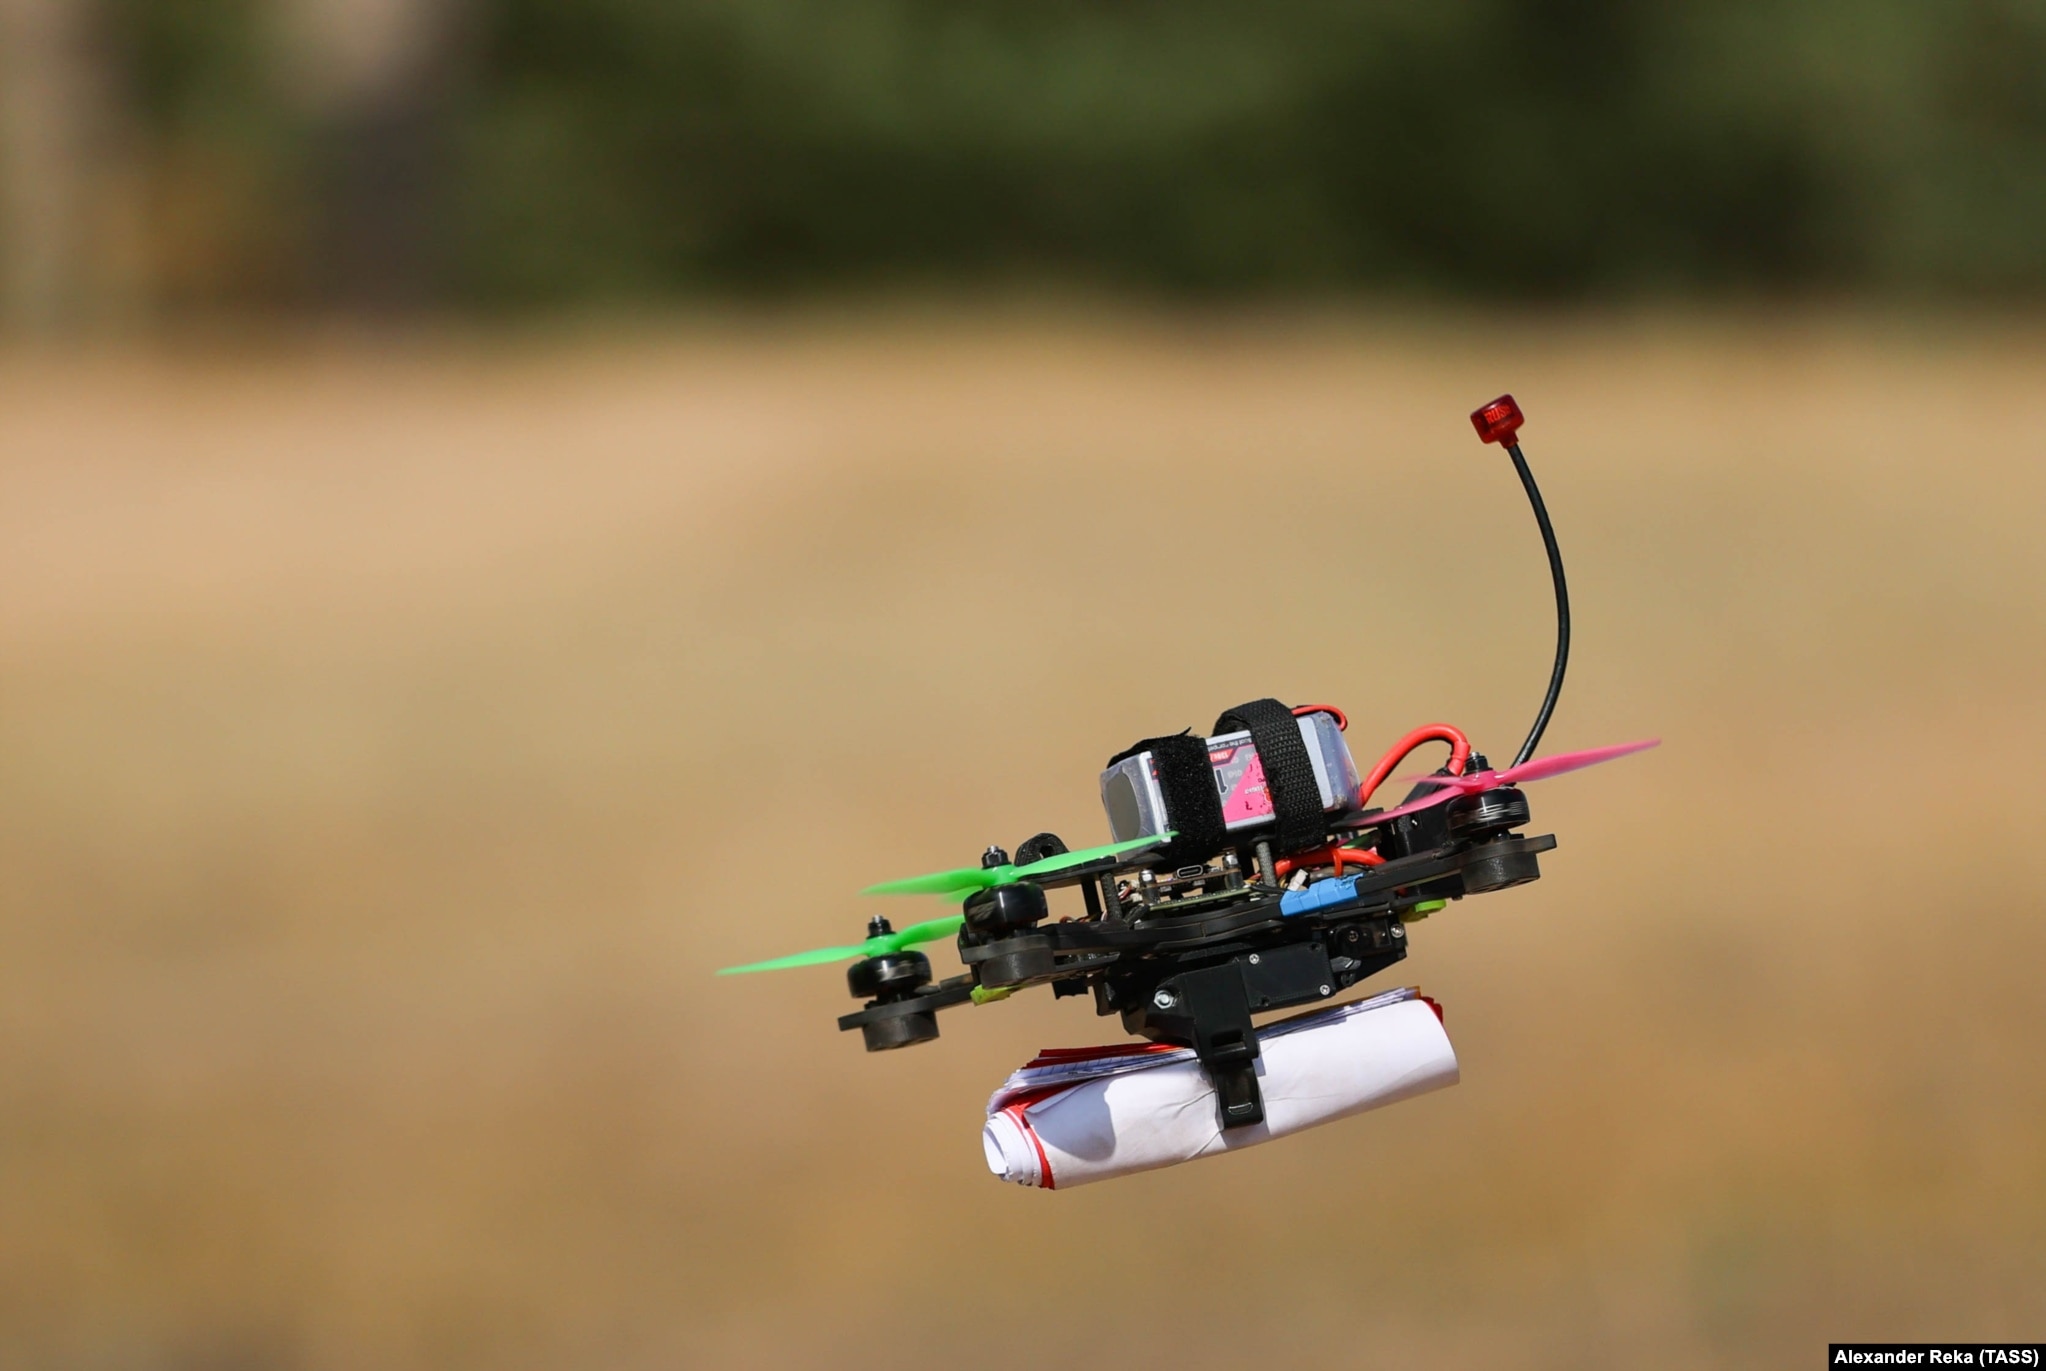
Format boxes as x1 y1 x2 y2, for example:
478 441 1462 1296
1357 738 1660 828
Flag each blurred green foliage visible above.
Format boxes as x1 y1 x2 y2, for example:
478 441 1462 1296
115 0 2046 305
114 0 307 304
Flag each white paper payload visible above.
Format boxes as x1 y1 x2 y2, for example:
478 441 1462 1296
982 987 1457 1189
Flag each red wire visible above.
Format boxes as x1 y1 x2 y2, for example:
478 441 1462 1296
1290 703 1347 731
1356 723 1471 808
1274 845 1386 879
1264 713 1470 882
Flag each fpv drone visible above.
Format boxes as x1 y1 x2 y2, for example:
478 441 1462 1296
720 395 1656 1131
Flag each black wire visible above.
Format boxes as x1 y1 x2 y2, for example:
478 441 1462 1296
1506 442 1569 768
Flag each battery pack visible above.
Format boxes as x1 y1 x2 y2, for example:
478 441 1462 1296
1100 710 1359 847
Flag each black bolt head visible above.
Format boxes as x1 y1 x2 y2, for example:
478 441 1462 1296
981 845 1009 869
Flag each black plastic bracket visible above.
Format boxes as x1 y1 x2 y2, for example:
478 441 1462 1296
837 976 974 1051
1176 963 1266 1130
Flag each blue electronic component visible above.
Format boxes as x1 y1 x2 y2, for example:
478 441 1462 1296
1279 875 1361 917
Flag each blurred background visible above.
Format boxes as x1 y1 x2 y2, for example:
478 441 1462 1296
2 2 2044 1369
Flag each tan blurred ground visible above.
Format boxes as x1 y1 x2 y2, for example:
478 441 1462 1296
2 311 2044 1370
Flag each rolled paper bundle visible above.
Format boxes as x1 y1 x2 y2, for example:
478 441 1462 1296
983 988 1457 1189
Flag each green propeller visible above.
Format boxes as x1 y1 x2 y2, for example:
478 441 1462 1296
716 833 1171 976
860 833 1171 897
715 914 967 975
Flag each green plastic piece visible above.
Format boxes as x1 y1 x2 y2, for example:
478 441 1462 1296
721 832 1172 976
1402 899 1448 923
715 914 966 975
969 985 1013 1006
861 833 1170 898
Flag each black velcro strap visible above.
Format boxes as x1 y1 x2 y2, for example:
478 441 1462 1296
1214 698 1324 855
1106 731 1224 868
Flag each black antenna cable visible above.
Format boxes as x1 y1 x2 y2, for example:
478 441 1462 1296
1470 395 1569 768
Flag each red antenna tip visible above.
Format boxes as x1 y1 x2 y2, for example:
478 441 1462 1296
1470 394 1524 446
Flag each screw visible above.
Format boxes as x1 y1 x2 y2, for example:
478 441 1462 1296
982 846 1009 869
1319 984 1332 996
1152 987 1178 1010
866 915 894 939
1247 953 1260 965
1391 924 1405 938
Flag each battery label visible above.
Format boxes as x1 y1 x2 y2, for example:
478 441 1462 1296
1212 742 1274 825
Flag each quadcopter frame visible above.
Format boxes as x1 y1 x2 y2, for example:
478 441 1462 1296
722 394 1621 1132
840 763 1554 1128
